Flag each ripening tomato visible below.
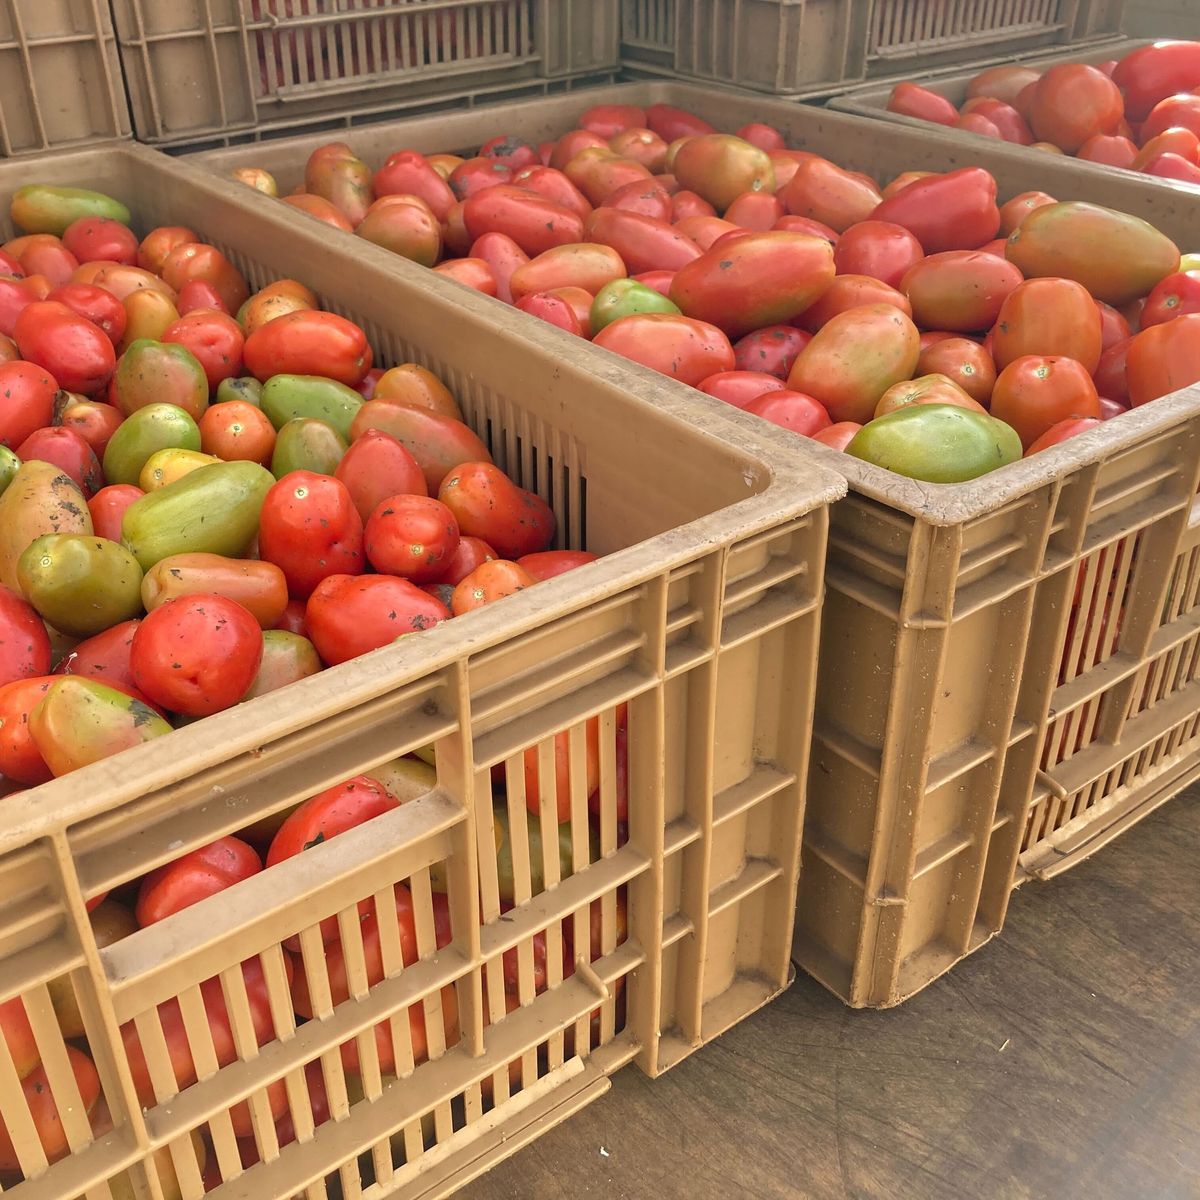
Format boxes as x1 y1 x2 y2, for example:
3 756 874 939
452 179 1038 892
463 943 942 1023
163 309 245 391
874 373 985 418
243 310 372 386
783 158 881 233
198 399 275 464
968 65 1042 105
258 471 364 598
886 82 958 126
796 274 910 332
9 234 78 287
832 221 924 289
915 337 997 405
159 243 249 314
438 535 498 584
993 278 1103 373
135 837 262 926
1029 64 1123 152
0 359 58 448
1126 313 1200 406
592 312 734 386
14 300 115 395
742 389 832 437
451 559 537 615
305 573 448 665
437 462 554 559
990 356 1102 448
732 324 812 379
549 131 609 172
137 226 198 274
372 150 456 220
901 251 1023 333
130 593 263 716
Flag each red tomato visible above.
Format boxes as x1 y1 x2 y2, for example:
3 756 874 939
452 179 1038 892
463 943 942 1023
517 713 603 822
433 257 498 297
136 226 198 274
273 598 307 636
54 618 140 691
584 208 701 274
670 190 717 222
957 112 1002 139
372 150 456 220
305 573 448 665
13 300 115 395
10 235 78 287
1094 337 1132 404
773 215 840 245
1141 271 1200 328
16 425 102 496
1132 127 1200 169
448 156 514 199
993 278 1103 374
135 837 262 926
735 122 786 150
742 389 832 437
176 279 229 315
198 399 275 464
1141 94 1200 144
479 133 541 171
258 471 364 599
724 191 786 230
517 549 598 581
451 559 538 615
87 483 144 543
969 98 1034 144
1076 134 1139 169
697 370 788 409
515 292 584 336
1096 301 1132 350
901 251 1023 333
0 278 38 338
1025 416 1103 456
0 676 54 783
998 191 1057 237
462 185 584 257
0 996 38 1081
62 216 138 265
871 167 1000 254
438 535 497 584
468 231 529 304
0 359 58 448
130 594 263 716
832 220 924 288
886 82 959 126
334 428 427 523
1141 151 1200 183
1113 41 1200 122
990 356 1102 448
783 158 882 233
592 313 734 386
0 587 51 688
732 325 812 379
549 130 609 172
811 421 863 450
266 775 398 868
511 165 594 219
437 461 554 559
644 104 714 142
0 1046 100 1171
1099 396 1130 420
1127 313 1200 405
46 282 126 344
600 178 671 221
163 310 245 391
797 274 909 333
915 337 997 405
159 243 249 314
364 494 460 582
242 310 371 386
1029 64 1123 152
580 104 647 138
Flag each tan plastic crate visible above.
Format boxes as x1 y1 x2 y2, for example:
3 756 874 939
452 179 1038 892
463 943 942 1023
0 0 130 157
191 81 1200 1010
617 0 1124 96
0 142 841 1198
108 0 619 148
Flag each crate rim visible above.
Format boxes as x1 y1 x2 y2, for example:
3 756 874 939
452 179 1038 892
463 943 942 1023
182 79 1200 526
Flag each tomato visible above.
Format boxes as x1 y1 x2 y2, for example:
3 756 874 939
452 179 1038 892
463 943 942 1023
722 191 785 231
437 462 554 559
592 312 734 386
237 278 317 336
1095 301 1132 350
1133 127 1200 170
305 573 448 665
54 618 139 690
16 425 102 496
142 554 287 628
0 1045 100 1171
112 338 208 421
266 775 398 869
886 82 958 126
901 251 1022 333
356 197 443 267
1099 397 1130 420
9 235 78 287
1025 416 1103 456
872 167 1000 255
577 104 645 139
1113 41 1200 122
372 150 456 220
130 593 263 715
163 309 245 391
135 837 261 926
742 389 832 437
1028 64 1123 152
990 356 1102 448
0 334 18 364
0 995 38 1082
46 282 126 344
1094 337 1132 404
1141 271 1200 328
671 135 775 213
280 193 354 232
670 190 717 222
462 185 584 257
966 65 1041 106
136 226 196 274
448 156 513 200
438 535 498 584
509 243 624 304
332 431 425 528
550 285 598 336
243 310 372 386
993 278 1103 373
177 279 231 316
584 208 700 274
0 676 54 783
451 559 537 615
783 158 881 234
0 278 38 338
512 165 594 219
957 112 1002 139
198 398 275 464
1126 313 1200 405
697 370 787 409
87 475 141 536
0 586 51 688
1076 133 1138 169
433 256 498 296
788 303 921 424
258 471 364 599
1141 94 1200 144
847 404 1022 482
0 360 58 448
797 274 909 332
1140 151 1200 184
832 220 924 289
968 98 1033 145
363 494 460 582
517 550 598 581
159 243 248 314
274 598 307 636
732 325 812 379
348 400 490 493
515 292 583 335
608 128 669 174
478 133 540 172
600 179 671 221
811 421 863 451
61 216 138 266
915 337 997 404
14 300 115 395
669 231 834 339
874 372 984 418
998 191 1056 237
549 130 610 172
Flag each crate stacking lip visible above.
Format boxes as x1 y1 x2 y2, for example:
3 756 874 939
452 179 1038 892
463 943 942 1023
108 0 621 148
0 0 131 157
188 77 1200 1012
0 140 841 1200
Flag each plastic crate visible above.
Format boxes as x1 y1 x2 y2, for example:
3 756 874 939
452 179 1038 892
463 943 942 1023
189 81 1200 1012
0 0 130 157
107 0 620 148
616 0 1124 97
0 141 841 1198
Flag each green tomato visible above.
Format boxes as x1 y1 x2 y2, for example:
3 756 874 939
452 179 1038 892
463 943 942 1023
1179 253 1200 273
215 376 264 407
590 278 681 335
0 446 18 497
846 403 1022 483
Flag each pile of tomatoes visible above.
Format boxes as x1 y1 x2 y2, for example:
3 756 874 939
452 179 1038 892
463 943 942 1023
0 186 630 1188
886 39 1200 183
230 95 1200 484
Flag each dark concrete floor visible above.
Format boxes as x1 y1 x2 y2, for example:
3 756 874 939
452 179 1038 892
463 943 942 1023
463 789 1200 1200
